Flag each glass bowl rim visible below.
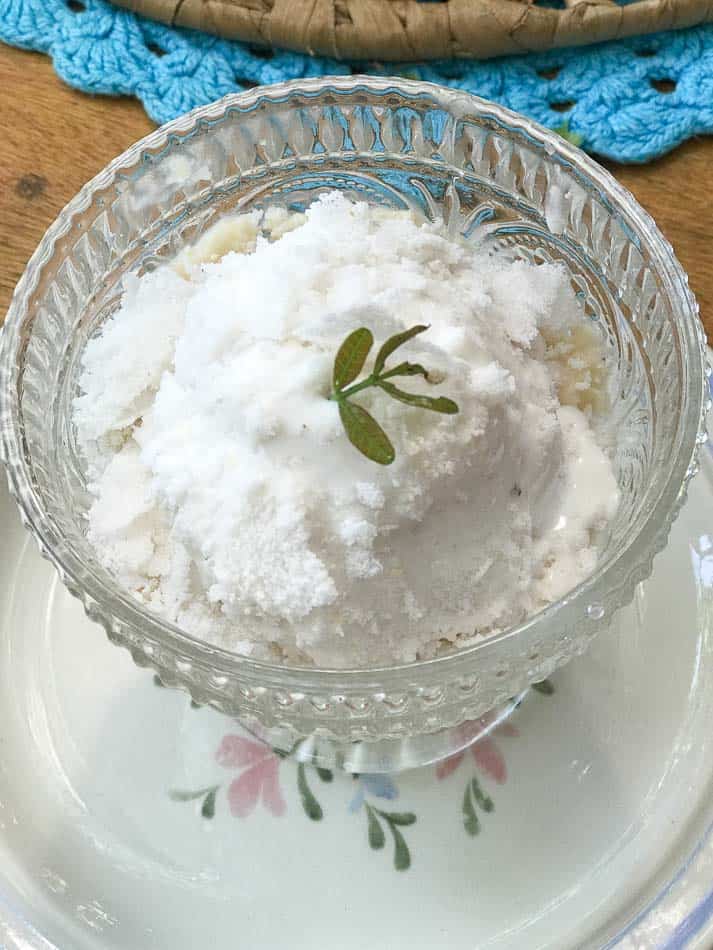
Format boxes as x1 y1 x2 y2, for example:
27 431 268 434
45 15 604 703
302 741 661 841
0 75 709 690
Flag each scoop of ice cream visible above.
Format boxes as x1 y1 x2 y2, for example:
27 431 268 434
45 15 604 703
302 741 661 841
74 193 619 667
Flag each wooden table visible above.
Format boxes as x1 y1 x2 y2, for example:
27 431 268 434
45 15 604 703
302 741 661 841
1 43 711 340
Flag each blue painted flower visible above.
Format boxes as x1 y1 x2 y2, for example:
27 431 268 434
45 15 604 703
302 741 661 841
348 773 398 813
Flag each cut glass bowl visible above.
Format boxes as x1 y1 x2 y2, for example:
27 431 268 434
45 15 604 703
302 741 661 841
0 78 708 769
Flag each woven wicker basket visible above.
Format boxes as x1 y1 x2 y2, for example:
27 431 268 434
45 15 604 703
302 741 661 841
112 0 713 60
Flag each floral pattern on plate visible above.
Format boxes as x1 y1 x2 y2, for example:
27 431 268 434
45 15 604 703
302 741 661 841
168 679 554 870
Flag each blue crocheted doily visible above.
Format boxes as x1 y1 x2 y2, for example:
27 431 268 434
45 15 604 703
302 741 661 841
3 0 713 162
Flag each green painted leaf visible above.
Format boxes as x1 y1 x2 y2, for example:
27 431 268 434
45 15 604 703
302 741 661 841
366 806 386 850
333 327 373 390
373 324 429 375
316 767 333 783
390 824 412 871
297 763 323 821
339 401 395 465
554 122 584 148
379 810 416 827
462 784 480 836
471 777 494 813
169 785 217 803
378 381 459 414
201 788 217 819
532 679 555 696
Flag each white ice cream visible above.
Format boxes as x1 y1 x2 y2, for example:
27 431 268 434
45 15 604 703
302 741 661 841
73 193 619 667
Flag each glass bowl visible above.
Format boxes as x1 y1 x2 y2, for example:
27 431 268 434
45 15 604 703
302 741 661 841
0 78 708 771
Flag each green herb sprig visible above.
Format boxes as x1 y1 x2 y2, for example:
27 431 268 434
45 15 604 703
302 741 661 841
329 324 459 465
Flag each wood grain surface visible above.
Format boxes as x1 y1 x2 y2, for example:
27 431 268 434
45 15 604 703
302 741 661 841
1 43 710 339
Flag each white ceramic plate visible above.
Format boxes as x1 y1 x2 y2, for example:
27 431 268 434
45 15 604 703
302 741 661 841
0 388 711 949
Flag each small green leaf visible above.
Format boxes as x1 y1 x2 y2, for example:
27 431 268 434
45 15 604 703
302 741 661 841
297 762 323 820
367 806 414 869
462 784 480 836
378 810 416 827
382 361 430 380
390 824 412 871
366 806 386 850
333 327 373 390
378 381 459 414
373 324 429 375
339 401 395 465
169 785 217 803
554 122 584 148
532 679 555 696
316 766 333 783
471 777 494 813
201 788 217 819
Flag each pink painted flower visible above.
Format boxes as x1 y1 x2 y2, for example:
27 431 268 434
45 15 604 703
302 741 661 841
216 735 286 818
436 712 518 784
